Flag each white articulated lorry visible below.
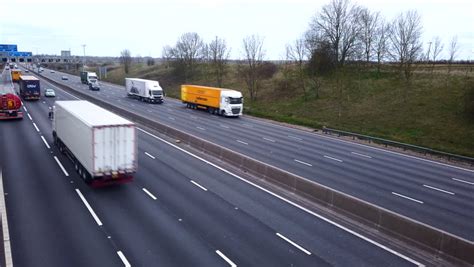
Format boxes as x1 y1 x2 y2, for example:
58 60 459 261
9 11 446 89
53 100 137 186
125 78 164 103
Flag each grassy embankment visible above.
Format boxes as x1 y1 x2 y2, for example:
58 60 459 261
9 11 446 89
51 62 474 157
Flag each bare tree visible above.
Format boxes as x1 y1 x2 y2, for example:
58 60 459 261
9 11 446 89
240 35 265 101
161 45 173 68
209 36 230 87
374 20 389 74
388 10 423 85
286 38 310 99
171 32 205 81
359 9 380 63
120 49 132 74
447 36 458 75
430 36 443 74
308 0 362 66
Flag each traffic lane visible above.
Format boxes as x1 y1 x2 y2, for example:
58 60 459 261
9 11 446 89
22 94 219 266
0 114 121 267
136 129 418 266
135 146 328 266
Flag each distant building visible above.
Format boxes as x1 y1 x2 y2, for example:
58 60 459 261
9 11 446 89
61 50 71 57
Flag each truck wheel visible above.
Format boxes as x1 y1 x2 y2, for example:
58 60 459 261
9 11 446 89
221 110 226 116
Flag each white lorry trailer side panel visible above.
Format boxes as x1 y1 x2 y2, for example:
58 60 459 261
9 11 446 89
54 101 136 176
54 103 94 172
126 78 147 97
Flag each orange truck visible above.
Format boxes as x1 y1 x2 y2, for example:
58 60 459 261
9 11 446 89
11 70 22 82
181 85 243 117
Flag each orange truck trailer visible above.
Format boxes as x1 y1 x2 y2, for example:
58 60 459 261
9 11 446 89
181 85 243 117
11 70 22 82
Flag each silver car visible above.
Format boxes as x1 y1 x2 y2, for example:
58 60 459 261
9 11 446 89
44 88 56 97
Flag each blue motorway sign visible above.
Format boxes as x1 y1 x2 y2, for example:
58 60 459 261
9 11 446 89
8 51 32 57
0 44 18 52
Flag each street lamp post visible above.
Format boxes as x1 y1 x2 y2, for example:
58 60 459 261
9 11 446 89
81 44 86 71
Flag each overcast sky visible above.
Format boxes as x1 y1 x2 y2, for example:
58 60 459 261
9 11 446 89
1 0 472 60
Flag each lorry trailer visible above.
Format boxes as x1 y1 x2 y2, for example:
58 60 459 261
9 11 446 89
125 78 164 103
181 85 243 117
19 75 41 100
53 100 137 186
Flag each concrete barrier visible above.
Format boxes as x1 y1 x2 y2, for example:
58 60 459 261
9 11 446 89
37 71 474 265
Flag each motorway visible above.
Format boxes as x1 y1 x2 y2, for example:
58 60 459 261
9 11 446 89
34 67 474 241
0 68 423 266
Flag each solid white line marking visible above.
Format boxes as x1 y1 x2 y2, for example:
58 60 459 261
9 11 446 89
117 251 131 267
40 135 51 149
191 180 208 191
263 137 275 142
392 192 424 204
351 152 372 159
324 155 343 162
197 126 205 130
145 152 156 159
137 128 424 266
0 169 13 267
423 184 455 195
288 135 302 141
54 156 69 176
216 250 236 267
276 233 311 255
142 188 157 200
294 159 312 167
76 189 103 226
168 116 175 120
32 122 40 132
27 113 32 120
220 124 229 129
452 178 474 185
236 140 248 145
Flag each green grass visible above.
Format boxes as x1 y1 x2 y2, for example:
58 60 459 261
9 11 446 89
74 62 474 157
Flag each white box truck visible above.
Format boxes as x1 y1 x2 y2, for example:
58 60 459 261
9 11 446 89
125 78 164 104
53 100 137 186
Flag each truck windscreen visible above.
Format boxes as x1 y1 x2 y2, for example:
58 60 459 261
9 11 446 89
152 91 162 96
229 97 242 104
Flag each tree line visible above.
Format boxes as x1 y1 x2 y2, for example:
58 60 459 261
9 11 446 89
120 0 465 103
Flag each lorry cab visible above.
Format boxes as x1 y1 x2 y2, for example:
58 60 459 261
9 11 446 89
87 73 98 84
148 82 164 103
220 90 243 116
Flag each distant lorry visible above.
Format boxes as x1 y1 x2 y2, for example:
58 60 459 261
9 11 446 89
80 71 98 85
0 85 23 120
53 100 137 186
11 70 22 82
19 75 41 100
125 78 164 103
181 85 243 117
